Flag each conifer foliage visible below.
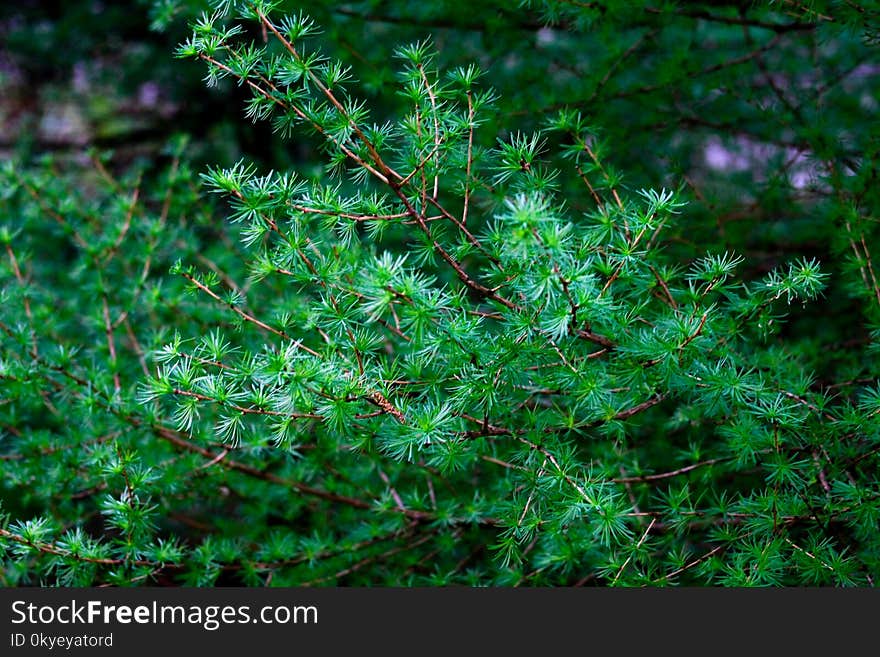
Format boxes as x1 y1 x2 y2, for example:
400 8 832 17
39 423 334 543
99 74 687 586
1 1 878 586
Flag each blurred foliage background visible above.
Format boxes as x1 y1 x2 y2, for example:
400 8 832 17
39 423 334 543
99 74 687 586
4 0 878 280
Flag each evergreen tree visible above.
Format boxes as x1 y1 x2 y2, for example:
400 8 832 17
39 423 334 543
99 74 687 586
1 0 878 586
